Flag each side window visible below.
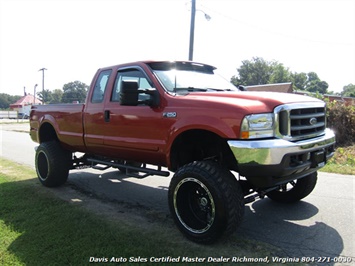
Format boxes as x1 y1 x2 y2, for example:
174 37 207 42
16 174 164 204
111 69 152 102
91 69 112 103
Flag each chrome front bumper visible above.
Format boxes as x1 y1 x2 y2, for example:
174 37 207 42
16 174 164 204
227 129 336 187
228 129 335 166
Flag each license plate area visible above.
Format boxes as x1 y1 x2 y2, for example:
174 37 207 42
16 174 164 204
311 150 326 168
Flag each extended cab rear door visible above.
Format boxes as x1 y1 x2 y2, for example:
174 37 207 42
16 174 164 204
83 68 113 146
101 67 168 162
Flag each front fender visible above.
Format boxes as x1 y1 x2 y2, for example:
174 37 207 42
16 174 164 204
169 115 239 141
164 114 240 169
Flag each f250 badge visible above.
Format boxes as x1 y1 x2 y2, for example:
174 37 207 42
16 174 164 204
163 112 177 118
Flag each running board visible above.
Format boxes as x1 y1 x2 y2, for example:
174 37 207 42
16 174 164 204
87 158 170 178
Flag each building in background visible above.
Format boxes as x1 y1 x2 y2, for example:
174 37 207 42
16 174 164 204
9 94 42 118
245 82 293 93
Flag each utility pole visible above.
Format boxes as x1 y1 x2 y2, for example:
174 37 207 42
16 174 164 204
188 0 196 61
188 0 211 61
34 84 38 104
38 68 47 103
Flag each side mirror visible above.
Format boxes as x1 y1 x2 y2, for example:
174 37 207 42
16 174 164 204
120 80 139 106
139 88 160 107
120 80 160 107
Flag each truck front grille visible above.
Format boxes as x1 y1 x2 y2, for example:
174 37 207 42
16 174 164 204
276 103 326 141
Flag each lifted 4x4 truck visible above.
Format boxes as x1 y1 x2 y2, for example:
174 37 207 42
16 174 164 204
30 61 335 243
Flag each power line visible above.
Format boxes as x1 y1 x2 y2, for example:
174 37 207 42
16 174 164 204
199 3 354 47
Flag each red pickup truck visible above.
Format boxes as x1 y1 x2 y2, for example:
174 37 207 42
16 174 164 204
30 61 335 243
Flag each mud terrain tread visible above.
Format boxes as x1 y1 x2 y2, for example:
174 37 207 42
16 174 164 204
168 160 244 243
35 141 71 187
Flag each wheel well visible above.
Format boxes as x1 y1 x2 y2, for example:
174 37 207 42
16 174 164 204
39 123 58 143
170 129 237 171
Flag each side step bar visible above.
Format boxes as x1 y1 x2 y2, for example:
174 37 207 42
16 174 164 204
87 158 170 178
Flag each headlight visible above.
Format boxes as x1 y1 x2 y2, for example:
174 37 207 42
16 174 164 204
240 113 274 139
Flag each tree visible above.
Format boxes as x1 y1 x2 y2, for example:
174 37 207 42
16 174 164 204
37 89 53 104
342 84 355 97
231 57 291 87
306 79 329 94
0 93 22 109
306 72 319 83
50 89 63 104
269 62 291 84
62 81 88 103
304 72 329 94
290 72 307 91
231 57 329 94
231 57 273 86
0 93 12 109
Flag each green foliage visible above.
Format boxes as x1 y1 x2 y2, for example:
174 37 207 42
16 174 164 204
326 100 355 146
37 89 65 104
306 79 329 94
61 81 88 103
342 83 355 97
321 145 355 175
231 57 329 94
290 72 307 91
32 81 89 104
49 89 63 104
0 80 87 107
36 89 53 104
269 62 291 84
0 94 22 109
231 57 276 86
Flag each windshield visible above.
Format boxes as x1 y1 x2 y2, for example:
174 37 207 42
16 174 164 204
148 62 238 94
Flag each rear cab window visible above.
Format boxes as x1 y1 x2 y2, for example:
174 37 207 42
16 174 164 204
91 69 112 103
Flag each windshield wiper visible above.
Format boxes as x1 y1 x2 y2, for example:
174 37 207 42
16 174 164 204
205 88 236 92
174 87 208 92
173 87 235 94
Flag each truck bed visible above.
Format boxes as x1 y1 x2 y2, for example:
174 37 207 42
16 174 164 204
30 103 86 152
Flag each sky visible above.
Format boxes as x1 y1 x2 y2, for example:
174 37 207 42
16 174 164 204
0 0 354 96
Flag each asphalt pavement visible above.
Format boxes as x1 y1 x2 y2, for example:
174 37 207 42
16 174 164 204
1 122 354 265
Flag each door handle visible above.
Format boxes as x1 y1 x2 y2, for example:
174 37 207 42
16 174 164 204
104 110 110 122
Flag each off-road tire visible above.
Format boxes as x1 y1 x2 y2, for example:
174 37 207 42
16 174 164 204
267 172 318 203
168 161 244 244
35 141 72 187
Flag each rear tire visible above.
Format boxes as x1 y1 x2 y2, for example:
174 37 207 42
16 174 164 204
168 161 244 244
35 141 71 187
267 172 318 203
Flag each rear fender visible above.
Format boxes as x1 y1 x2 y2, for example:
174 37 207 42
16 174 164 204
38 115 59 143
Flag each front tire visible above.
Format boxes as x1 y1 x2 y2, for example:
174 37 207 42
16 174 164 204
35 141 71 187
168 161 244 244
267 172 318 203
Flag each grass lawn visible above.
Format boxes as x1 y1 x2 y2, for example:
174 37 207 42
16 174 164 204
320 144 355 175
0 158 281 266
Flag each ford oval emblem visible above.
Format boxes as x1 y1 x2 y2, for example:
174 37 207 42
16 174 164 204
309 117 317 125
